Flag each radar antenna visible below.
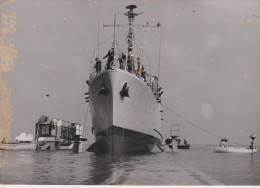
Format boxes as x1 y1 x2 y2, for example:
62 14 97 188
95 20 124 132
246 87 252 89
103 5 160 57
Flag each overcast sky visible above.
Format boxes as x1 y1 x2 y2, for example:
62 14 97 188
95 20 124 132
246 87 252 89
1 0 260 145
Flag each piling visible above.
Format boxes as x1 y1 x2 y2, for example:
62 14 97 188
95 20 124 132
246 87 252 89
72 135 80 153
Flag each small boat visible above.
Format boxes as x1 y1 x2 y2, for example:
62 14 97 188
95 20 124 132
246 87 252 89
0 142 36 151
177 144 190 149
213 146 258 153
213 136 258 153
0 133 36 151
170 124 190 149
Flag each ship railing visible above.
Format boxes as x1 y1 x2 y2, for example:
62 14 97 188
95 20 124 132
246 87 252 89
89 58 163 103
90 54 142 79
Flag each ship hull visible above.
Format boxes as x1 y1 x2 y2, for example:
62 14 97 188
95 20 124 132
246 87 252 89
88 70 162 154
87 125 161 154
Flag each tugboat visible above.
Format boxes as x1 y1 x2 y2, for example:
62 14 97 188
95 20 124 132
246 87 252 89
86 5 163 154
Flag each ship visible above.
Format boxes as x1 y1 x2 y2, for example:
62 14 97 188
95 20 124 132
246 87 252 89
85 5 164 154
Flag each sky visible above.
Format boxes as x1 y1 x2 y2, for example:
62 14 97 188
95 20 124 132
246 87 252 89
0 0 260 146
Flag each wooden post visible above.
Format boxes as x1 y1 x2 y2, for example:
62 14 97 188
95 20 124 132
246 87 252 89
72 135 80 153
36 123 39 151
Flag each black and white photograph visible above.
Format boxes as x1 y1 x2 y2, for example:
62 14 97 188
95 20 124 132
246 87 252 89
0 0 260 185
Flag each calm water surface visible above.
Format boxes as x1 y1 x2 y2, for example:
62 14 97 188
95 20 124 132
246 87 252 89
0 146 259 185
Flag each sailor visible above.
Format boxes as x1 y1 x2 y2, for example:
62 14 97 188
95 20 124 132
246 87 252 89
141 65 146 81
118 54 124 70
184 139 188 145
122 52 126 62
176 137 181 145
219 140 226 147
94 58 102 73
136 56 141 76
103 47 114 69
122 52 126 70
127 55 133 73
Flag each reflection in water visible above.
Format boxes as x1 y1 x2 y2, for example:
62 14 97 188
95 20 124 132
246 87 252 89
85 153 113 184
31 151 79 184
1 146 260 185
250 153 255 168
85 153 133 185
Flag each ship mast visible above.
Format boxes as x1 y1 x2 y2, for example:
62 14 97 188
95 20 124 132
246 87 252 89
124 5 142 57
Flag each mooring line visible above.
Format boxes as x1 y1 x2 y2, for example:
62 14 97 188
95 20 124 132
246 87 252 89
162 104 243 146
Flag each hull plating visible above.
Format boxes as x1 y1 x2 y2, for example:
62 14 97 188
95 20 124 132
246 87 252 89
88 70 162 153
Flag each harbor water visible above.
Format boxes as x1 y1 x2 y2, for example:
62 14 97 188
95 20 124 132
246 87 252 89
0 145 259 185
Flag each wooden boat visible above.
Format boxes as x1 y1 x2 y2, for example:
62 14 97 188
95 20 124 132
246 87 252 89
213 146 258 153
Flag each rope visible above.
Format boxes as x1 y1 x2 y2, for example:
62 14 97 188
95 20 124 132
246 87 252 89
162 104 243 146
94 36 114 51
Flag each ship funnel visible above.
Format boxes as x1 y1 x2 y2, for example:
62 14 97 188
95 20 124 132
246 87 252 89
99 81 108 95
120 82 130 97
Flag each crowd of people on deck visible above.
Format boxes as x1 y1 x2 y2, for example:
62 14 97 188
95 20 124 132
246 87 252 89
93 47 147 81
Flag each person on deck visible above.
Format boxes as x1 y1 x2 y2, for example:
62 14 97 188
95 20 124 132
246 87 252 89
141 65 146 81
103 47 114 69
127 55 133 73
118 54 124 70
121 52 126 70
135 56 141 76
184 139 188 145
94 58 102 73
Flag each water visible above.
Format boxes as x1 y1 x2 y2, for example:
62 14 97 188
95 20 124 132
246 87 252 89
0 146 259 185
